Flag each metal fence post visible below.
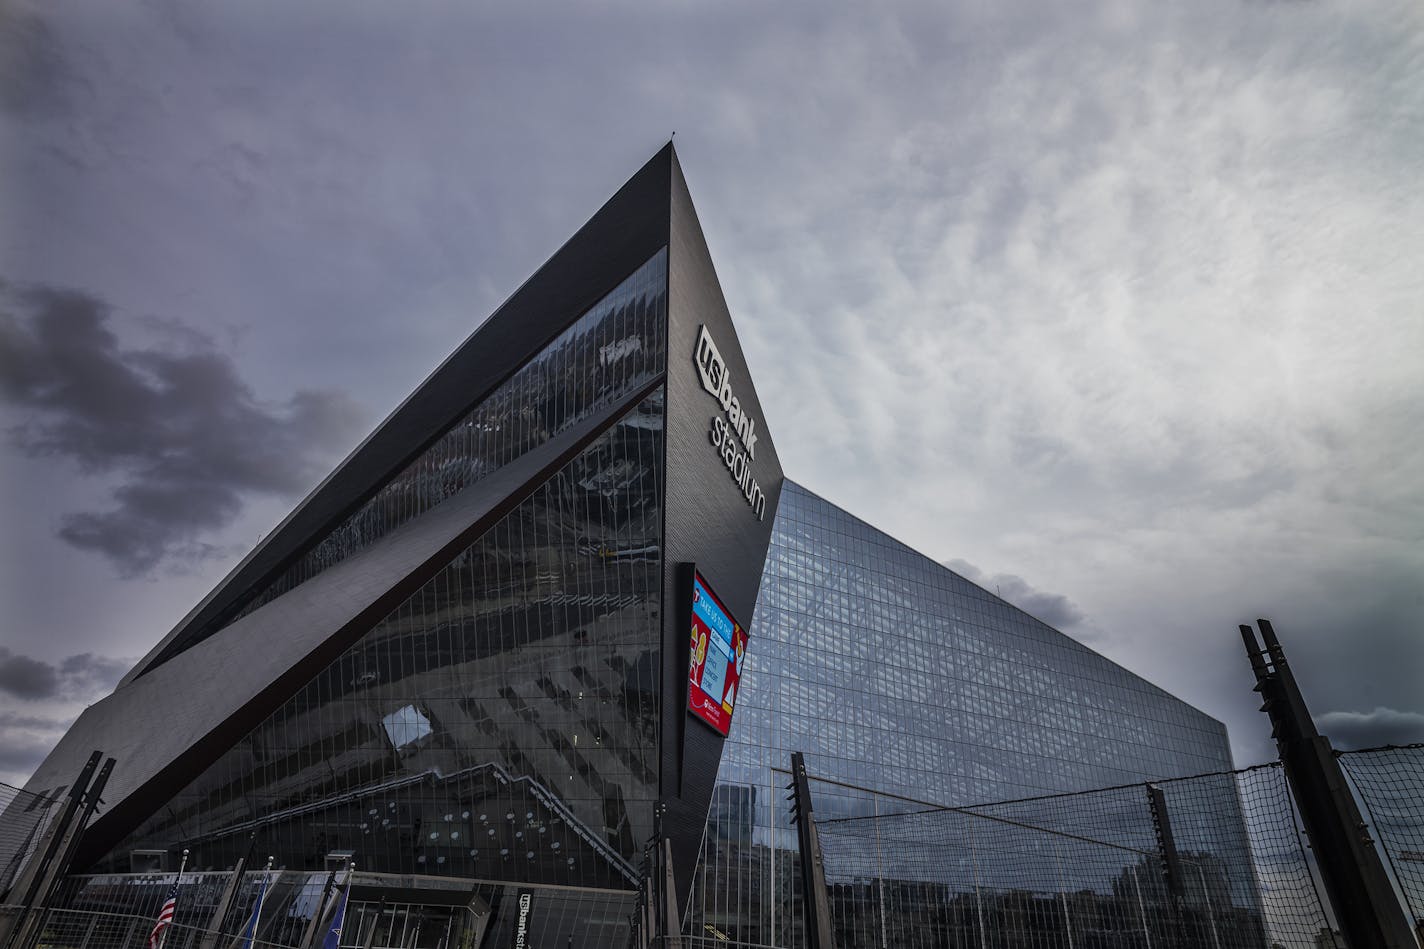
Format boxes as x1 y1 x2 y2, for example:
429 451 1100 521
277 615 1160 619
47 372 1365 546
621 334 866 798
32 759 114 920
1241 618 1416 948
199 839 253 949
1189 862 1221 949
1052 838 1074 949
1129 864 1152 949
872 794 887 949
968 818 985 949
1 750 103 949
787 753 835 949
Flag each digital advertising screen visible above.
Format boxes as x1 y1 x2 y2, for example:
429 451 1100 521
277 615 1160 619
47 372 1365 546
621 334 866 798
687 571 748 737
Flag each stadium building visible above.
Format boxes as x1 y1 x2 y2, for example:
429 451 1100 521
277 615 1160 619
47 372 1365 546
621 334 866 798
19 146 1258 948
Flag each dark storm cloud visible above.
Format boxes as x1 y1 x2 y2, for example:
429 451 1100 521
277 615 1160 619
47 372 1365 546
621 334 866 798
944 559 1086 630
0 282 365 575
58 653 130 698
0 648 130 702
0 7 83 120
1314 707 1424 751
0 649 58 700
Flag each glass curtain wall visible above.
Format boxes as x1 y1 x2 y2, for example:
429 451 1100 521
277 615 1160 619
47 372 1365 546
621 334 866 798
688 480 1251 947
164 249 669 663
104 388 666 893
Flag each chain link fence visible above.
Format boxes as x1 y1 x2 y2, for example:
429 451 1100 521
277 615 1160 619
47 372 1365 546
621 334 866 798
1337 742 1424 938
13 869 636 949
2 746 1418 948
0 780 63 898
803 748 1421 949
25 908 298 949
5 869 320 949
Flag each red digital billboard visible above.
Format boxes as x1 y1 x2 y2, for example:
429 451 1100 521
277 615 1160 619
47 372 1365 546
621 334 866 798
687 571 747 736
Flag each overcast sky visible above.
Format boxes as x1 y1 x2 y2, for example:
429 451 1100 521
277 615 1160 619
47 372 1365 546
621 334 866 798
1 0 1421 789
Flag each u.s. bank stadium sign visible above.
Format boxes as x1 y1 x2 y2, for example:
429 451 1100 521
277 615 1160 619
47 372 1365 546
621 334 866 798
694 325 767 521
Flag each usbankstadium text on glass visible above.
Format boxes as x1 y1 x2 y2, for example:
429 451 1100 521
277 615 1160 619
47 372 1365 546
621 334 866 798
19 146 1261 949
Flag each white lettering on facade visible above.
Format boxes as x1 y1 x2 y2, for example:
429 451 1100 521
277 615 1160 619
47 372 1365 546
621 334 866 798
696 325 766 521
513 893 532 949
694 325 758 459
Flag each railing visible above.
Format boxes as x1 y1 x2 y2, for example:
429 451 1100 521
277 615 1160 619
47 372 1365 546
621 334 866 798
1 905 299 949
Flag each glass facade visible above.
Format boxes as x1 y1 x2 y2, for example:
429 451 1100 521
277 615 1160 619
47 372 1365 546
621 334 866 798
164 249 669 664
107 386 666 894
74 242 1260 945
687 480 1253 947
101 251 671 926
98 451 1258 948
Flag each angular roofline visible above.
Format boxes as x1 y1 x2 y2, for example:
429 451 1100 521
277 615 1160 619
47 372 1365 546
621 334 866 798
777 477 1231 739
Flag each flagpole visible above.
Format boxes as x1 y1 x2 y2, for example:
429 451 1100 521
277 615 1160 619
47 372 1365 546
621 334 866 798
158 849 190 949
325 861 355 949
248 856 275 949
299 870 336 949
201 835 254 949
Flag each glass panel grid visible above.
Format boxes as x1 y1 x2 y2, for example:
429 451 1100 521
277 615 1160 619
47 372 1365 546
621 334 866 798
179 249 668 658
688 480 1245 947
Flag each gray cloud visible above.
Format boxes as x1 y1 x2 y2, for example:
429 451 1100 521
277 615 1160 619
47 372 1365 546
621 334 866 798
58 653 131 699
0 0 1419 776
0 649 58 700
0 710 70 730
0 737 55 776
0 7 83 120
0 710 73 782
0 649 130 703
0 283 365 575
1314 707 1424 752
944 559 1086 630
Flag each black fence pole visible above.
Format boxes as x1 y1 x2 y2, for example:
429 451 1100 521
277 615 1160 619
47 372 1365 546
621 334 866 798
788 752 835 949
628 806 680 949
0 751 102 949
659 837 681 949
1145 783 1187 947
199 834 254 949
1240 618 1415 948
9 756 116 949
35 757 113 913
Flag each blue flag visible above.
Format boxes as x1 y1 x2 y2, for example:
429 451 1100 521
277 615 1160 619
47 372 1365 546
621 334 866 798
238 873 270 949
321 886 349 949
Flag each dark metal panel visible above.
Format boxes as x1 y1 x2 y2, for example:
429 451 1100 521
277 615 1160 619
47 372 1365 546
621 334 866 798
659 150 784 912
26 379 664 871
123 146 675 685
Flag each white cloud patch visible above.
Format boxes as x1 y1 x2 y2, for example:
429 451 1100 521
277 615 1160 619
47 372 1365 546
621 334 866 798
690 0 1424 763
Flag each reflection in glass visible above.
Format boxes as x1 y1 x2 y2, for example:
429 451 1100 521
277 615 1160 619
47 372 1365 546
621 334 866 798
172 248 669 660
688 481 1256 948
104 385 667 894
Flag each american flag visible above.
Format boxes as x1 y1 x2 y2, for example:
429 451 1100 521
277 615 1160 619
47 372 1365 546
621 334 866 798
147 878 179 949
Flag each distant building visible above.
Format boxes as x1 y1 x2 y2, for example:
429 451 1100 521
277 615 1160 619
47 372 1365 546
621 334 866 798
23 146 1259 948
